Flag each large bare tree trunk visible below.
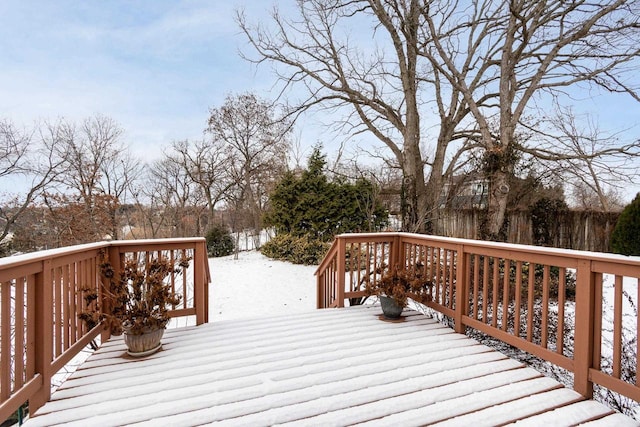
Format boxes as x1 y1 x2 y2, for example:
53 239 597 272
485 169 510 240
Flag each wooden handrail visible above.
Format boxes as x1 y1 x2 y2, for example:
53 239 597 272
0 238 210 422
316 232 640 403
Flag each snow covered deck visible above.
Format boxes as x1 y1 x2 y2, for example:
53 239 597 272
25 306 636 427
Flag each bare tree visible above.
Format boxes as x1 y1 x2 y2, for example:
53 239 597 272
56 115 125 201
570 182 624 212
51 115 134 240
206 93 290 241
527 107 637 212
238 1 438 232
144 154 206 238
100 150 142 239
170 139 232 223
421 0 640 239
0 120 66 249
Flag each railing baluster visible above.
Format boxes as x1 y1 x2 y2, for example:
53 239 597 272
593 272 603 372
527 263 535 342
442 248 449 306
435 248 441 304
356 243 361 293
1 280 11 402
542 265 550 349
76 260 84 340
54 266 62 358
449 250 456 309
502 259 510 332
63 263 71 352
15 277 25 389
491 258 499 329
514 261 522 338
428 246 435 287
26 274 35 380
472 254 479 320
557 267 566 355
613 275 623 379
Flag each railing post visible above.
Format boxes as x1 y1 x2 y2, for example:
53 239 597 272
454 245 468 334
316 272 322 309
194 240 208 324
203 240 210 323
101 246 121 343
574 259 595 398
336 237 346 308
392 234 403 268
31 259 53 413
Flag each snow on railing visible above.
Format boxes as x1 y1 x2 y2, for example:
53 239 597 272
316 232 640 405
0 238 210 423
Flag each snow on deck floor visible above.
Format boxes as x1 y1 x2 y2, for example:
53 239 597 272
26 306 637 427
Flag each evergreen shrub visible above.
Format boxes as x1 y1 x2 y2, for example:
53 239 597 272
262 148 387 265
261 233 331 265
205 223 235 257
611 193 640 256
264 148 388 242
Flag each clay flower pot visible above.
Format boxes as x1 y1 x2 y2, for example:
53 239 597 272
123 327 165 357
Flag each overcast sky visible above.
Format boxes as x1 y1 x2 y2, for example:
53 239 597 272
1 1 639 202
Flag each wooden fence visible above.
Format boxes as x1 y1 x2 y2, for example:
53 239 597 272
0 238 210 422
435 209 618 252
317 232 640 403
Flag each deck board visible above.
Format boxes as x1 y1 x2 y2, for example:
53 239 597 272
25 306 636 426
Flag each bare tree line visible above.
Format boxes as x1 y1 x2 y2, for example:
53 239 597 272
0 93 291 254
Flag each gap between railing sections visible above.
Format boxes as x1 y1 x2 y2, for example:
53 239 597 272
0 237 210 423
316 232 640 404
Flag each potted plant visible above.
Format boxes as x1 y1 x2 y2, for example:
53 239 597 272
80 250 189 357
364 264 433 319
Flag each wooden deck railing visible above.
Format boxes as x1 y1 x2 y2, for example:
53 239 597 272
316 232 640 403
0 238 210 422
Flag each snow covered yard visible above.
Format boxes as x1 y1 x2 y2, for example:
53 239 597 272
209 251 318 321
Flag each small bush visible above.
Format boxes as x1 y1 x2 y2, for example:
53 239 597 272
261 233 331 265
205 224 234 257
612 193 640 256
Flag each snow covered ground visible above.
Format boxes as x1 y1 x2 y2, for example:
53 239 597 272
209 250 317 321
